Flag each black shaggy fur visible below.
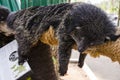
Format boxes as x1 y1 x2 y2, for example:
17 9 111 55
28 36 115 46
1 2 120 76
28 41 57 80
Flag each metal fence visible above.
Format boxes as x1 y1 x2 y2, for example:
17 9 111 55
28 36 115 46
0 0 68 11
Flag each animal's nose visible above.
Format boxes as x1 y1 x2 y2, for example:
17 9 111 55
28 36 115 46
78 47 85 53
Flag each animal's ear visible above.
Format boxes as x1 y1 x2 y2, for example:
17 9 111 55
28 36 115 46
67 26 81 34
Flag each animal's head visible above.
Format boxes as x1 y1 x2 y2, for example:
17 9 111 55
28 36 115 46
0 6 15 36
70 26 104 52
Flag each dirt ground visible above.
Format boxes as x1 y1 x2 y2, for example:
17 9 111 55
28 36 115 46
60 63 90 80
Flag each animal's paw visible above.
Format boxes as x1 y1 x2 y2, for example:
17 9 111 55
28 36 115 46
78 62 84 68
59 65 67 76
18 56 28 65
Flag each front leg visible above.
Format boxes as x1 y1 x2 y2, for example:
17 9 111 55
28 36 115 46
58 36 74 76
78 53 87 68
15 32 32 65
17 40 31 65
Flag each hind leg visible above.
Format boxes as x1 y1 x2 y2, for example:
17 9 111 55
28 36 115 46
78 53 87 68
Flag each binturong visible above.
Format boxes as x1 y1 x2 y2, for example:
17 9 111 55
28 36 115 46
0 3 120 76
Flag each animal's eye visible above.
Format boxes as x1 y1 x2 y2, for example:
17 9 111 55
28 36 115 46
75 26 81 30
90 43 94 46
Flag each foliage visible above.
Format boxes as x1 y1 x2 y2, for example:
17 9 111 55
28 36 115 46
97 0 119 14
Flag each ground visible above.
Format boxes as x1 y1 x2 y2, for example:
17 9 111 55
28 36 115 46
60 63 90 80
